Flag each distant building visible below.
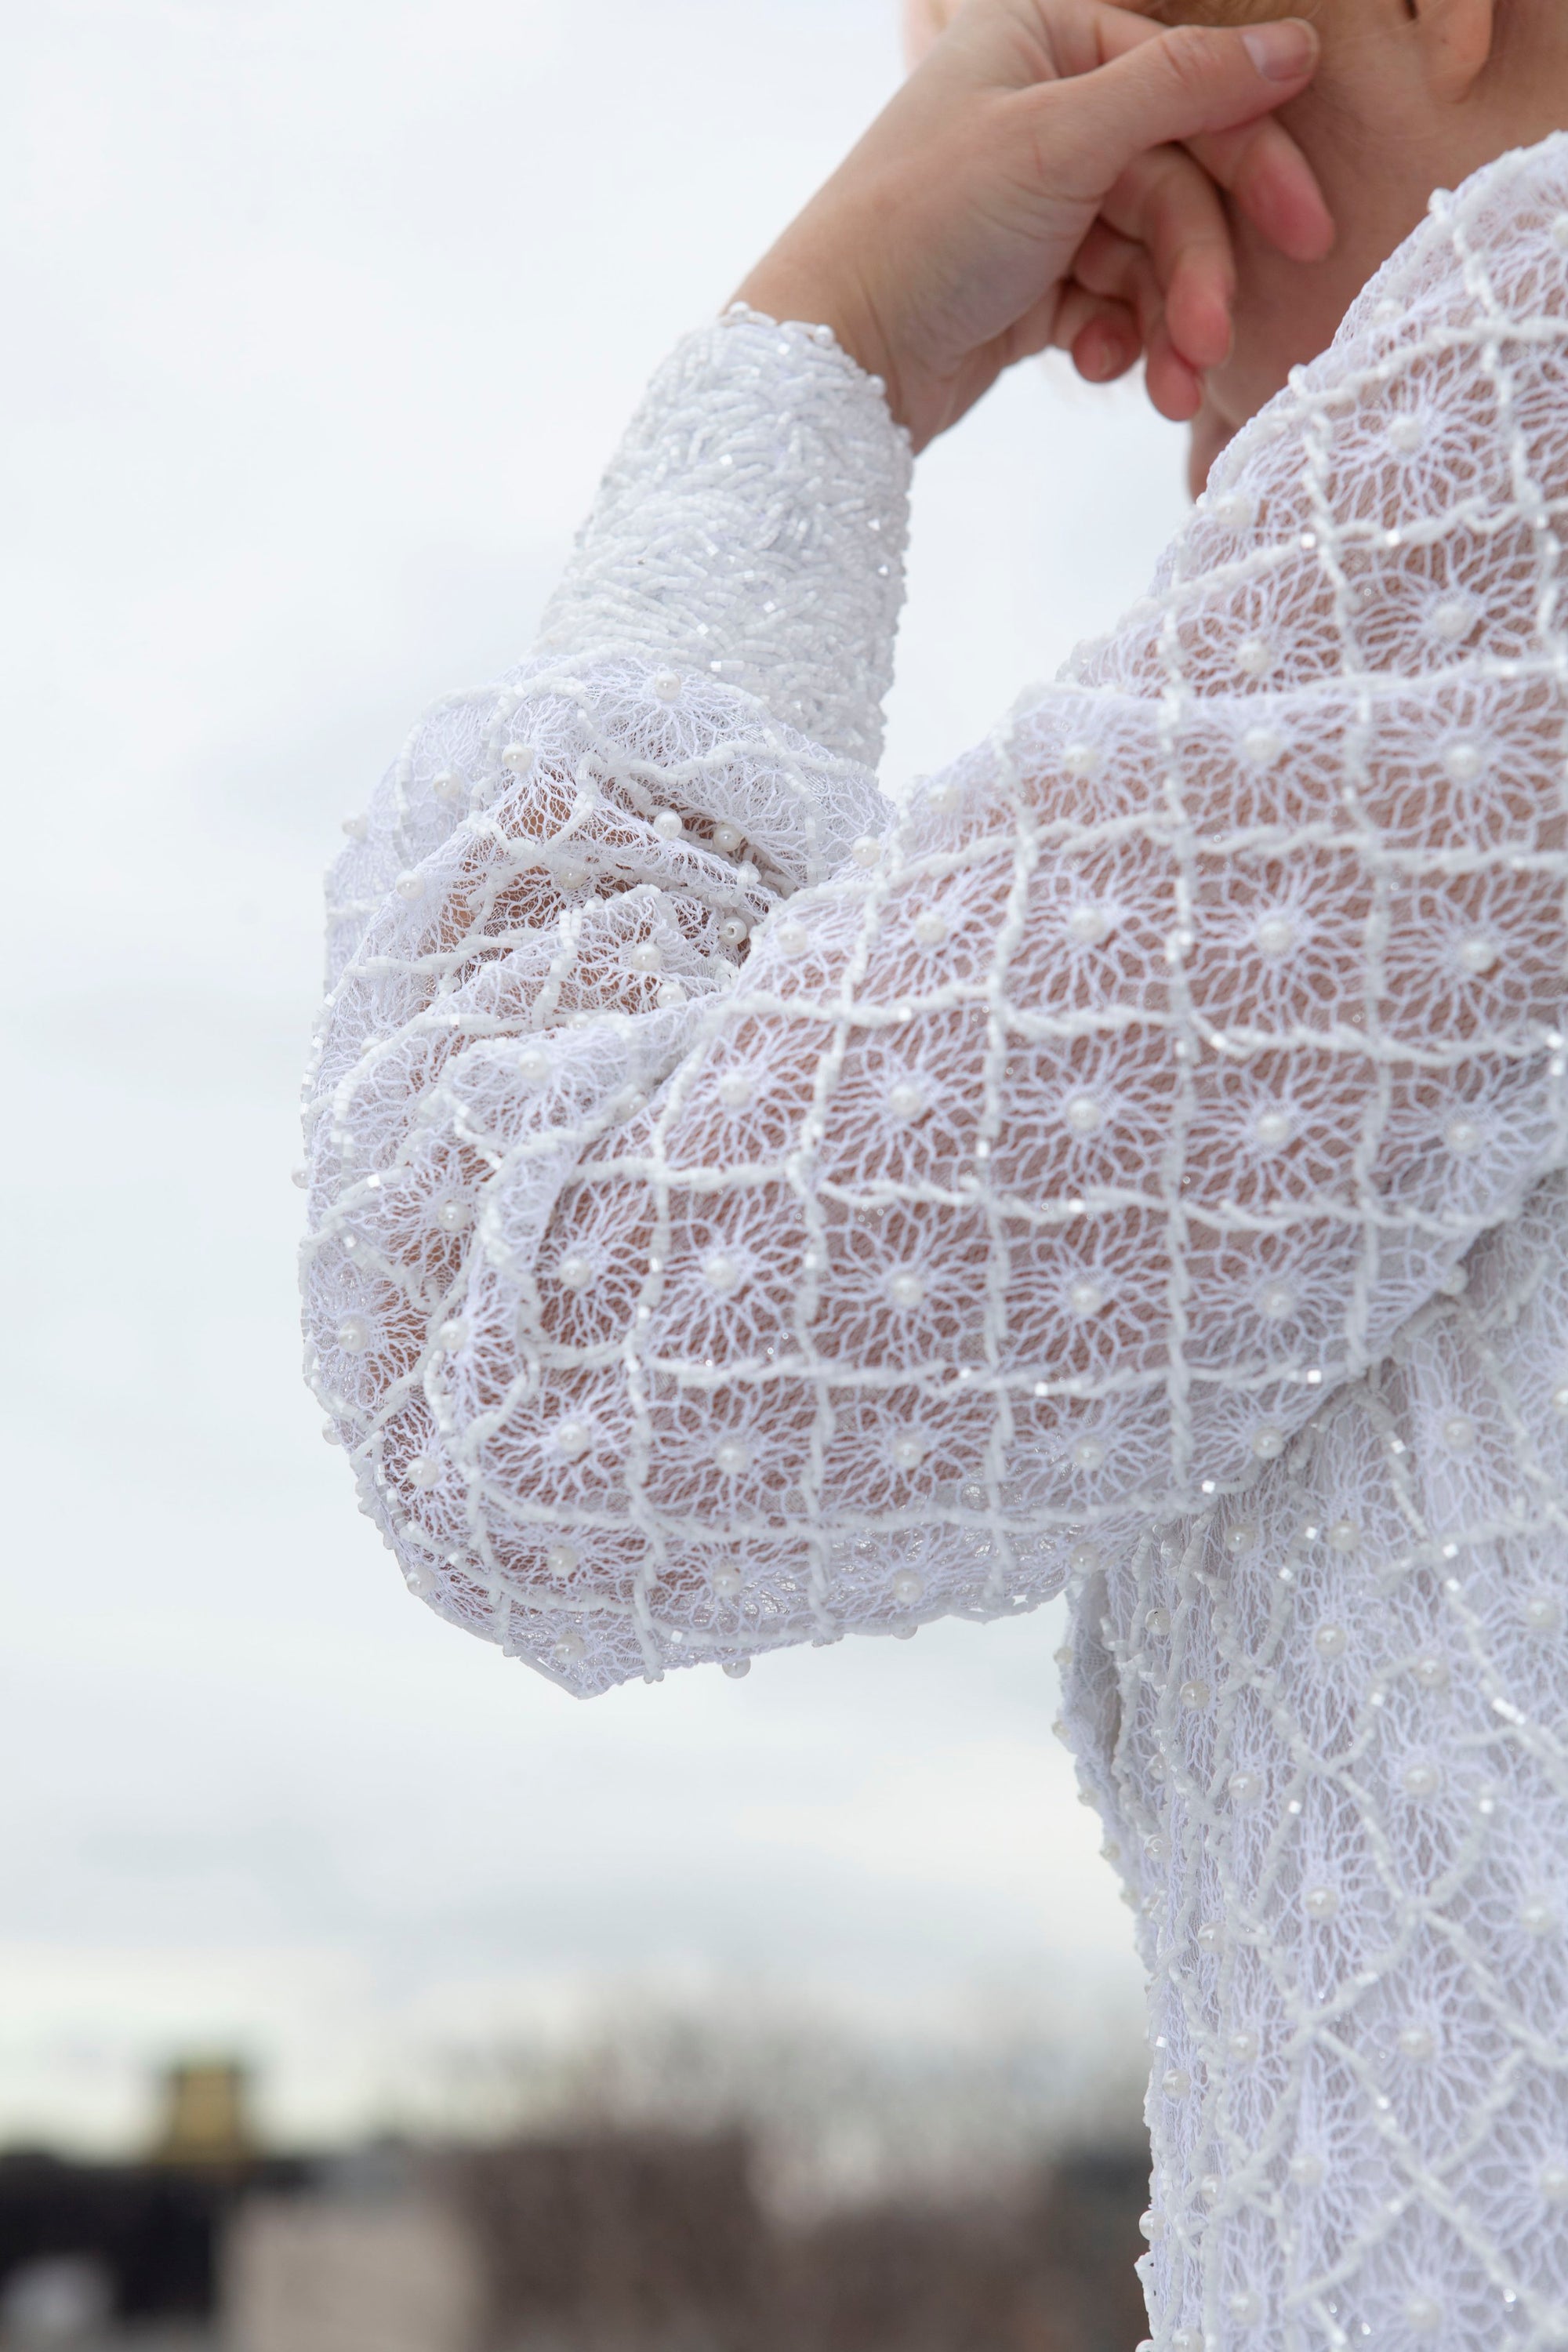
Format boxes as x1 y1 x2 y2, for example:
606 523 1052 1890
223 2192 480 2352
148 2065 258 2174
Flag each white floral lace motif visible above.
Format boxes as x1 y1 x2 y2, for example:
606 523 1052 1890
303 144 1568 2348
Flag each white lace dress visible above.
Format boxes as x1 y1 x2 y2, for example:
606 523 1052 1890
302 132 1568 2350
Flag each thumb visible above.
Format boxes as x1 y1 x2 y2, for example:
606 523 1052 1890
1044 16 1319 192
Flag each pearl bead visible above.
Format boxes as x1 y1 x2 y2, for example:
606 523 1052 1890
887 1270 926 1310
892 1570 924 1605
1171 2329 1200 2352
702 1251 742 1294
651 672 683 702
1443 739 1483 784
1442 1414 1476 1453
655 978 686 1009
1073 1437 1105 1472
434 771 467 808
1229 2030 1258 2062
553 1631 586 1664
1314 1622 1348 1659
1225 1523 1258 1555
1258 1281 1295 1319
1552 1381 1568 1414
1288 2153 1325 2187
736 860 760 885
1414 1654 1450 1690
717 1071 753 1109
1138 2212 1163 2244
1430 597 1475 642
394 872 424 902
435 1199 472 1232
554 1420 592 1460
712 1565 742 1598
713 822 744 855
1457 934 1498 975
1398 2025 1436 2060
518 1048 550 1083
1553 212 1568 249
1303 1883 1340 1921
1540 2163 1568 2203
1196 1920 1221 1951
892 1436 926 1469
1214 492 1255 529
1237 634 1275 677
1444 1116 1483 1156
557 1254 594 1291
1162 2067 1191 2099
342 814 368 840
407 1455 441 1489
336 1316 372 1354
1228 2290 1261 2325
1255 913 1295 957
713 1438 750 1475
502 742 536 775
1252 1425 1286 1461
1069 1542 1100 1573
1327 1518 1359 1553
1145 1607 1171 1639
1388 413 1425 454
777 920 808 956
912 910 948 946
1065 1094 1102 1135
1242 725 1284 768
1069 1279 1106 1316
1180 1679 1210 1710
546 1544 579 1577
1254 1108 1293 1149
1199 2172 1221 2202
926 779 961 814
718 917 749 948
1520 1900 1556 1935
1404 2295 1443 2333
1401 1760 1441 1798
1524 1595 1562 1632
1062 741 1098 779
1066 905 1112 946
652 809 684 841
888 1081 924 1120
628 942 663 973
437 1319 466 1351
555 861 589 891
851 835 882 867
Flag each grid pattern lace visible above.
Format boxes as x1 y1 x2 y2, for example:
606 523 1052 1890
303 136 1568 2350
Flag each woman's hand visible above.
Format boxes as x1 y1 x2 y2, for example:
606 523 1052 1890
736 0 1330 450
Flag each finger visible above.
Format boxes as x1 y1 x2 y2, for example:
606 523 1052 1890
1101 143 1234 372
1072 225 1203 419
1186 114 1334 263
1033 13 1320 203
1051 283 1144 382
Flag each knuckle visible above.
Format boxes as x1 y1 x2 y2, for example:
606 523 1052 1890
1158 22 1223 96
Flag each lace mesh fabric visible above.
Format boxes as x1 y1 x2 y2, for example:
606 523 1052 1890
303 140 1568 2347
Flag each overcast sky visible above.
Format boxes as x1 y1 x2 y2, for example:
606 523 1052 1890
0 0 1192 2152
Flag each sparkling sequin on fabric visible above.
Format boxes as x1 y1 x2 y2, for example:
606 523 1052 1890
304 147 1568 2348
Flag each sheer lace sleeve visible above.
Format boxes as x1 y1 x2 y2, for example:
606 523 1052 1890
304 144 1568 1709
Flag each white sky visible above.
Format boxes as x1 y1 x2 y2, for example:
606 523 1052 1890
0 0 1192 2151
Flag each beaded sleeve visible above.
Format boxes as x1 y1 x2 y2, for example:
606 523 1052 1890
305 155 1568 1703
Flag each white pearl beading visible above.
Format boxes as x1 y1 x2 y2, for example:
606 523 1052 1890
303 140 1568 2352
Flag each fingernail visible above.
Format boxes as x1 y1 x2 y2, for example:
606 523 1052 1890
1241 18 1316 80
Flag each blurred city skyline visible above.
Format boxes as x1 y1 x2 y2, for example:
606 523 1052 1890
1 0 1192 2154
